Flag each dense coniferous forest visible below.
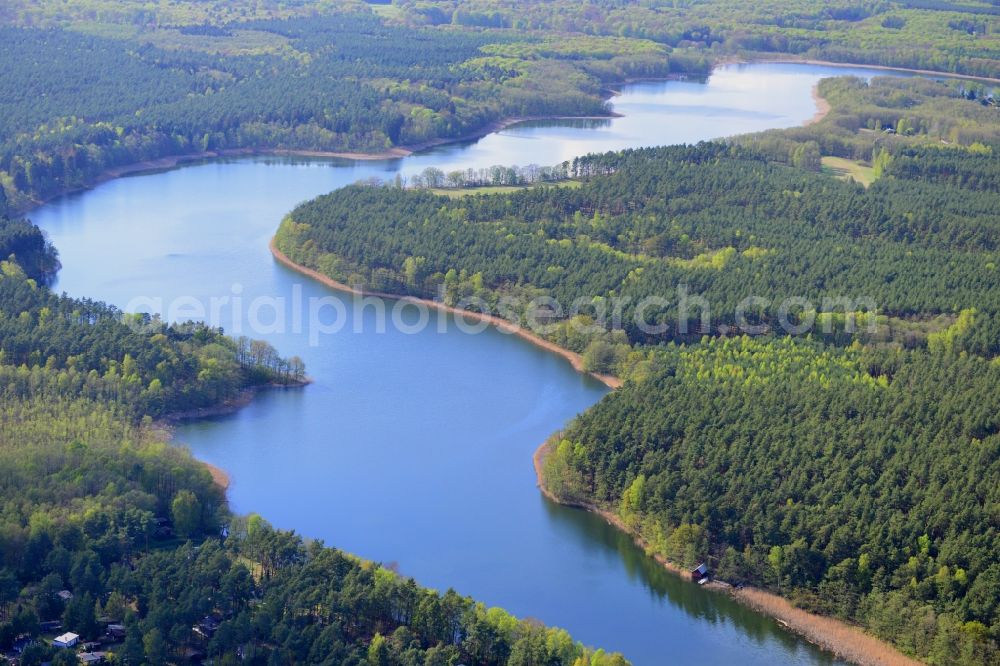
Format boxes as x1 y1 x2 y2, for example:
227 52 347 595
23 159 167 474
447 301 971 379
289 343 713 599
276 76 1000 664
2 0 999 209
545 338 1000 665
276 77 1000 366
0 6 680 208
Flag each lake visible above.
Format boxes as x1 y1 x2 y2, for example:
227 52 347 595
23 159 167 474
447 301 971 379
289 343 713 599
30 63 901 665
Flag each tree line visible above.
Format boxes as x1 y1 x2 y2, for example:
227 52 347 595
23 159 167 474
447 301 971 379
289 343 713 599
277 103 1000 366
0 9 691 209
0 212 623 664
274 75 1000 663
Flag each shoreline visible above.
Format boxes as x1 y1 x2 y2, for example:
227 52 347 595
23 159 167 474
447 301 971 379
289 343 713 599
202 461 231 491
157 381 308 492
807 84 832 125
159 380 310 425
273 222 920 665
16 55 974 216
268 238 622 390
20 59 937 663
15 55 995 217
742 55 1000 85
532 438 924 666
14 113 621 216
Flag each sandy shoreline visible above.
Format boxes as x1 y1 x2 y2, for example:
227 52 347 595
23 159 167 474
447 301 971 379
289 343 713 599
532 438 924 666
268 238 622 389
807 84 832 125
532 437 690 579
202 461 231 490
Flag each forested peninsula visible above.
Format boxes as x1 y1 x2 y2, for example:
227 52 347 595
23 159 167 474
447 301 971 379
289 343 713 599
0 188 628 663
274 75 1000 665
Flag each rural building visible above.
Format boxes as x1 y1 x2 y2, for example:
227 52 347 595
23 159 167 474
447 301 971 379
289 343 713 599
691 562 709 583
52 632 80 648
192 616 221 640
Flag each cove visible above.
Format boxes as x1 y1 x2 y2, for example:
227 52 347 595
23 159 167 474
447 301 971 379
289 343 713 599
29 63 904 666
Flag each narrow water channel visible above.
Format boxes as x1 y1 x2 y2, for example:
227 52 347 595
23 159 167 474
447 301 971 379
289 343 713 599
32 63 903 665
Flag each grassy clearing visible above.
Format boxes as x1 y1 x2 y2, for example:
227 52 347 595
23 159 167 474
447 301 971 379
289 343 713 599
429 180 581 198
370 4 404 19
821 156 876 187
140 28 293 56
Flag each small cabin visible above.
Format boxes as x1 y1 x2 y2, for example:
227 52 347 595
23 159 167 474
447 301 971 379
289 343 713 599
192 616 221 640
691 562 709 583
12 636 34 654
53 632 80 649
79 652 107 665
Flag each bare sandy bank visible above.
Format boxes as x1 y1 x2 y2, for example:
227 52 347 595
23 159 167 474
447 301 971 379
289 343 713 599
268 238 622 390
807 84 832 125
532 438 925 666
202 461 231 491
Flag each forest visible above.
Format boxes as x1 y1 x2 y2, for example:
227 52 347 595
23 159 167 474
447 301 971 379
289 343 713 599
0 209 625 664
276 78 1000 370
2 1 999 664
275 76 1000 664
393 0 1000 78
3 0 999 209
0 400 626 666
0 6 680 208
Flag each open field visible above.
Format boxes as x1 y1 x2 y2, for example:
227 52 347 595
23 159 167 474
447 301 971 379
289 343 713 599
428 180 582 198
821 156 877 187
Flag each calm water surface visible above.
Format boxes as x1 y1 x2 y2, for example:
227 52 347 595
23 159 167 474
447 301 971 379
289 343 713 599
32 63 901 665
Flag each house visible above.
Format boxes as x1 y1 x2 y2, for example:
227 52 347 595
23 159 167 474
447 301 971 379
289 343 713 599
12 635 34 654
57 590 74 602
39 620 63 633
192 616 220 640
78 652 107 665
52 632 80 648
691 562 709 583
106 624 126 641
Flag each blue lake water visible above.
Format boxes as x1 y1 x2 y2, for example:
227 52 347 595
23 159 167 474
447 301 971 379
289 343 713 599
30 63 906 665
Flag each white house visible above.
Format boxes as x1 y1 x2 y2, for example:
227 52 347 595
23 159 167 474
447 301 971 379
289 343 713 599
52 632 79 648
